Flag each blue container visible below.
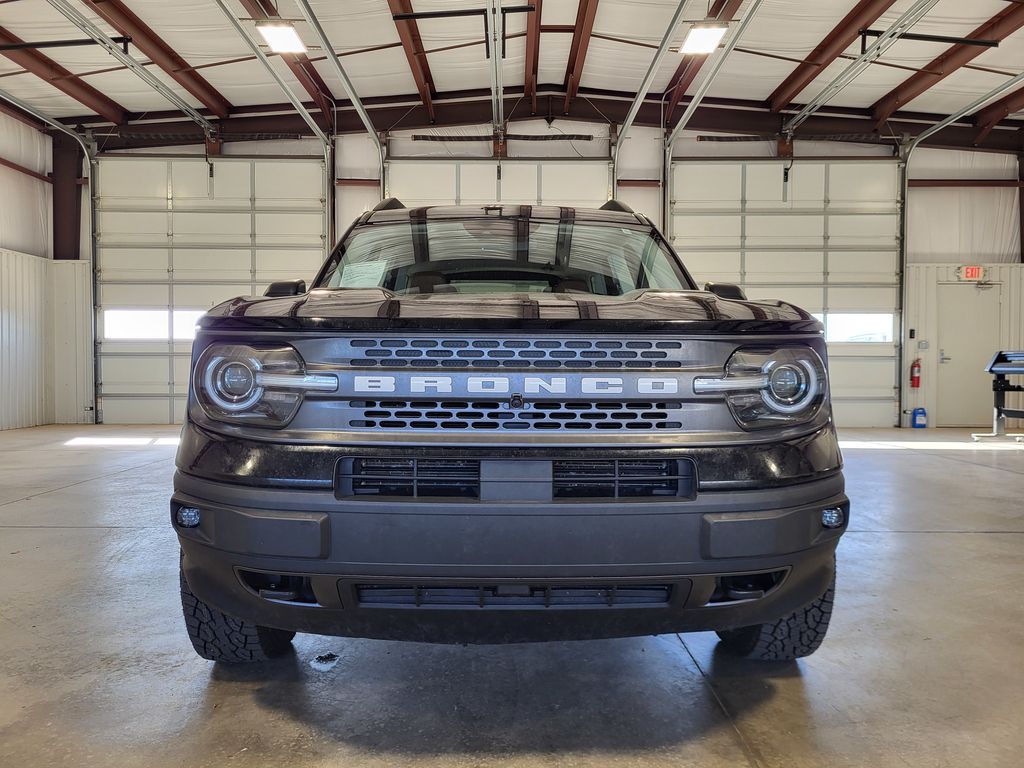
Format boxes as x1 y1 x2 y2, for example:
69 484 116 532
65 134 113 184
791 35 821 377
911 407 928 429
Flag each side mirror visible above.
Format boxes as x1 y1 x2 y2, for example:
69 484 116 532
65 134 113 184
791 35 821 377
264 279 306 297
705 282 747 301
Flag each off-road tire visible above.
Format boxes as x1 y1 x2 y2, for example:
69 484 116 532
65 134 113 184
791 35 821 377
180 562 295 662
715 569 835 661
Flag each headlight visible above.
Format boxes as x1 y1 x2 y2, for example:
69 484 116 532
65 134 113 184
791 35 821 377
193 344 337 428
694 346 827 430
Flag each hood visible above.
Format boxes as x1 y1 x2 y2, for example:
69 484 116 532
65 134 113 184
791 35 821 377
199 288 822 334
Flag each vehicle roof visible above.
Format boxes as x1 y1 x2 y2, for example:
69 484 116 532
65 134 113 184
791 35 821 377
363 204 648 227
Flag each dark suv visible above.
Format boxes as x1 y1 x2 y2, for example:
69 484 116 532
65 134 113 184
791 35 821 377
174 201 847 663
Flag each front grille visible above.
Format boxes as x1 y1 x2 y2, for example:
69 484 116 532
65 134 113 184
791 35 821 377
337 457 480 498
355 583 673 609
347 400 684 431
553 459 696 499
336 456 697 501
346 337 687 369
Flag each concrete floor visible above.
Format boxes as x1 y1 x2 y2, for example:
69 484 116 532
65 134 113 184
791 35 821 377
1 425 1022 768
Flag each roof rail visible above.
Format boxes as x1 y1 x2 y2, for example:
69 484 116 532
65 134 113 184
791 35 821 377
599 199 634 213
373 197 406 211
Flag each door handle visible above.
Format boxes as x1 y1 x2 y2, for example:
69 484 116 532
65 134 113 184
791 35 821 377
939 349 952 363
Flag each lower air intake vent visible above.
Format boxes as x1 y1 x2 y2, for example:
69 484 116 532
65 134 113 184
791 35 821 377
337 457 480 498
553 459 696 499
356 583 673 609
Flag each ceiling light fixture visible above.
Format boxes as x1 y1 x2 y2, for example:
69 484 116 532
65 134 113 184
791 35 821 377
680 23 728 55
256 22 307 54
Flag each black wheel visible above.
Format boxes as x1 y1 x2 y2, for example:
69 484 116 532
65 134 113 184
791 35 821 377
716 568 835 661
180 560 294 662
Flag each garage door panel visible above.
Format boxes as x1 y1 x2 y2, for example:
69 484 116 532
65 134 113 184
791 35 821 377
99 284 169 307
672 164 741 207
745 163 825 208
745 285 824 313
255 162 324 207
831 400 896 428
174 284 250 308
671 215 742 248
460 164 498 201
100 357 169 395
829 357 896 398
97 248 169 281
500 164 538 203
828 286 898 311
96 156 326 424
829 164 899 209
683 252 741 284
174 248 251 280
256 213 324 245
256 250 324 282
97 211 168 245
97 160 167 200
389 163 457 202
828 214 899 247
746 215 823 247
172 161 251 207
540 164 607 205
828 251 897 284
745 251 824 283
101 398 171 424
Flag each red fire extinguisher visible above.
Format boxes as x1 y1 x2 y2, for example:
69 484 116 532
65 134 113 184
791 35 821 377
910 358 922 389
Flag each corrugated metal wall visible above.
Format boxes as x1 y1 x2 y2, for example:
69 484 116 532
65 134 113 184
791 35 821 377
904 264 1024 428
0 249 48 429
0 249 93 430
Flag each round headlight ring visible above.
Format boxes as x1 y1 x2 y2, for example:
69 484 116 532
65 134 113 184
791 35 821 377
760 357 820 414
203 355 264 412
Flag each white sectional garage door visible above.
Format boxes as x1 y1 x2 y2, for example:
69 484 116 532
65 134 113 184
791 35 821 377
386 159 612 208
94 155 328 424
670 158 901 427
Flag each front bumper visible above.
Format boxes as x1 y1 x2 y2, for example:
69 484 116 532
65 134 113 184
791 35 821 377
173 465 848 643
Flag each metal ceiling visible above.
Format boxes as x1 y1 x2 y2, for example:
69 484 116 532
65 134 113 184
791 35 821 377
1 0 1024 153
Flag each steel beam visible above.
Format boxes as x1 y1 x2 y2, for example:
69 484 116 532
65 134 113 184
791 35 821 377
44 0 216 134
0 155 51 184
388 0 436 123
664 0 743 125
613 0 689 186
972 85 1024 144
80 0 232 119
0 26 126 124
52 133 83 260
524 0 542 114
783 0 940 136
563 0 598 113
769 0 897 112
872 4 1024 127
237 0 334 122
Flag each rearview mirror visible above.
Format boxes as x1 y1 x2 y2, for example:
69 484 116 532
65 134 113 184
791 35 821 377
705 282 747 301
264 279 307 297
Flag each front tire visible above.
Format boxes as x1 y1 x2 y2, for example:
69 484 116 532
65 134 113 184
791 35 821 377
715 568 835 661
180 560 295 662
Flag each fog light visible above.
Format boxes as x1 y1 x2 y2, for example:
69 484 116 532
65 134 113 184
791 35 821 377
176 506 201 528
821 507 845 529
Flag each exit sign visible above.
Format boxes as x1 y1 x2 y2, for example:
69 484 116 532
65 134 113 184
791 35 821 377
958 265 986 281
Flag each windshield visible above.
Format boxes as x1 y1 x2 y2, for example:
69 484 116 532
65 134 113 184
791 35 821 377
315 216 694 296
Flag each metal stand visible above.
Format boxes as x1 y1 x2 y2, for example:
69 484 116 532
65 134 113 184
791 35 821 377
971 351 1024 442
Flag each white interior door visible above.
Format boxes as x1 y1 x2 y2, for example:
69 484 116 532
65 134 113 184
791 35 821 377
936 282 1002 427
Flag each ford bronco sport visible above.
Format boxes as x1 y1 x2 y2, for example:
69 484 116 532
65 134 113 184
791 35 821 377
174 200 847 663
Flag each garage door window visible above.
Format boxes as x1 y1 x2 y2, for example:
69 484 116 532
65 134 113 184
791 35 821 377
172 310 206 340
825 313 894 343
103 310 169 340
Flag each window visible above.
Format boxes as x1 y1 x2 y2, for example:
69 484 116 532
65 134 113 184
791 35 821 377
319 216 692 296
103 310 169 340
103 309 207 340
825 313 894 343
173 310 206 340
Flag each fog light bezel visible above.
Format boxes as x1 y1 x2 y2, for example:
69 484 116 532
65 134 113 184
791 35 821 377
821 506 845 529
175 506 202 528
